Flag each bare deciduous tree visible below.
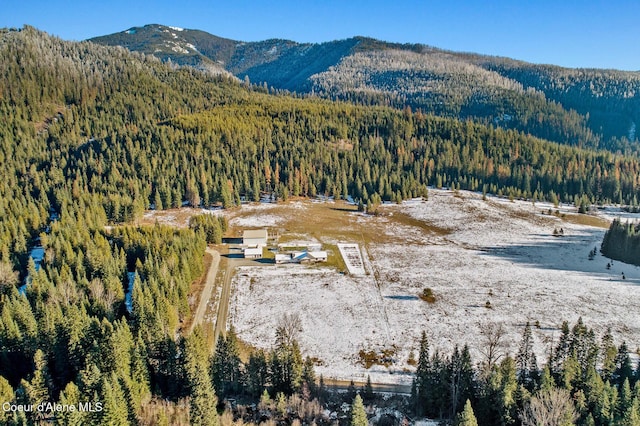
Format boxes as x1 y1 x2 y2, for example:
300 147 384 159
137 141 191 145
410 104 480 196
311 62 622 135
478 322 507 372
275 313 302 347
520 388 578 426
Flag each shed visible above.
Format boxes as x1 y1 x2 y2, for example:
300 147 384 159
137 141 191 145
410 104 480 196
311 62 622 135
308 251 328 262
243 247 263 259
243 229 268 247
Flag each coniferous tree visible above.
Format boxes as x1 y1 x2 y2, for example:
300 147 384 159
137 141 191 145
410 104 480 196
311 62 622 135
97 374 130 426
301 357 317 399
601 327 618 382
57 381 87 426
413 331 431 416
456 399 479 426
619 382 635 419
621 396 640 426
0 376 13 424
245 349 269 397
449 345 475 417
20 349 50 411
516 322 539 390
184 327 219 426
614 342 635 386
212 327 242 397
350 394 368 426
362 375 374 402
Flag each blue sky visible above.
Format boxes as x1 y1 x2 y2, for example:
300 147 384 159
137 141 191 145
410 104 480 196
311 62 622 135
2 0 639 70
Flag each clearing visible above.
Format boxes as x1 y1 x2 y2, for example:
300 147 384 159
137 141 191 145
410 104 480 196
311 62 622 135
223 190 640 385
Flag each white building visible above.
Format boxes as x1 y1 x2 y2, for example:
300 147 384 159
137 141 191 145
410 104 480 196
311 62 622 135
275 250 327 264
243 229 268 247
243 247 263 259
307 251 328 262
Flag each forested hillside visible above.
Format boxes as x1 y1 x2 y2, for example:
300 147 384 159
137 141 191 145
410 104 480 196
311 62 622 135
309 48 600 149
2 26 640 424
471 57 640 150
91 25 640 150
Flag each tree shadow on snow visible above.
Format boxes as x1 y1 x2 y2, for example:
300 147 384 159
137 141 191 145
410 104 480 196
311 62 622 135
384 295 419 301
478 228 640 285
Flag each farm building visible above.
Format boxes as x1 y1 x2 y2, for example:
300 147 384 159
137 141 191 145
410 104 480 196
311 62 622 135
275 250 327 264
243 229 268 247
243 247 263 259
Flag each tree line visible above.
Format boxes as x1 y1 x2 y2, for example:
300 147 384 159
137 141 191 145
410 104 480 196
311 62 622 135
601 218 640 266
412 319 639 425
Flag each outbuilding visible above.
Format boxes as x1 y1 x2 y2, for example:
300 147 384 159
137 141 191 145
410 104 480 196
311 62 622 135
243 229 268 247
276 250 328 264
243 247 263 259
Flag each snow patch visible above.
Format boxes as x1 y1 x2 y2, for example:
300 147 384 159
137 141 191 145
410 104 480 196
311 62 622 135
230 214 283 228
165 42 189 54
169 26 184 31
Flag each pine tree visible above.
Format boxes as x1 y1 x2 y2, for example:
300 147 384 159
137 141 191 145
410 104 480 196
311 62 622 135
350 394 368 426
127 336 151 413
184 327 219 426
363 375 374 402
621 397 640 426
601 327 618 382
0 375 13 424
57 381 87 426
619 378 634 419
275 392 287 417
552 321 571 376
413 331 431 415
21 349 50 409
212 327 242 397
456 399 479 426
97 374 130 426
497 356 519 426
449 345 475 417
516 322 538 390
614 342 635 386
246 350 269 396
539 365 555 393
347 380 357 401
301 356 316 399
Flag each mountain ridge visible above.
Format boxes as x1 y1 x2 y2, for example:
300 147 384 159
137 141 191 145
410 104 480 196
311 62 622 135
89 24 640 150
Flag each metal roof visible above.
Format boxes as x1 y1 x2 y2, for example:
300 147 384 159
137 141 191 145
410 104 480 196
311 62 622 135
242 229 268 239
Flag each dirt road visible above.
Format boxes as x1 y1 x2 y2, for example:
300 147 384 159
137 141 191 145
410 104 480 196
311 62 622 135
213 257 235 347
212 248 271 347
189 247 220 334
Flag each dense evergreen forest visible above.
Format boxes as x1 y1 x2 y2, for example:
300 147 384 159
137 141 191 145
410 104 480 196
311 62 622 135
410 319 640 426
474 59 640 150
309 49 602 150
1 26 640 424
600 218 640 266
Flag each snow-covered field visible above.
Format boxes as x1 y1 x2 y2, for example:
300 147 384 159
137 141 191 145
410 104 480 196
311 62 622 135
228 190 640 385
